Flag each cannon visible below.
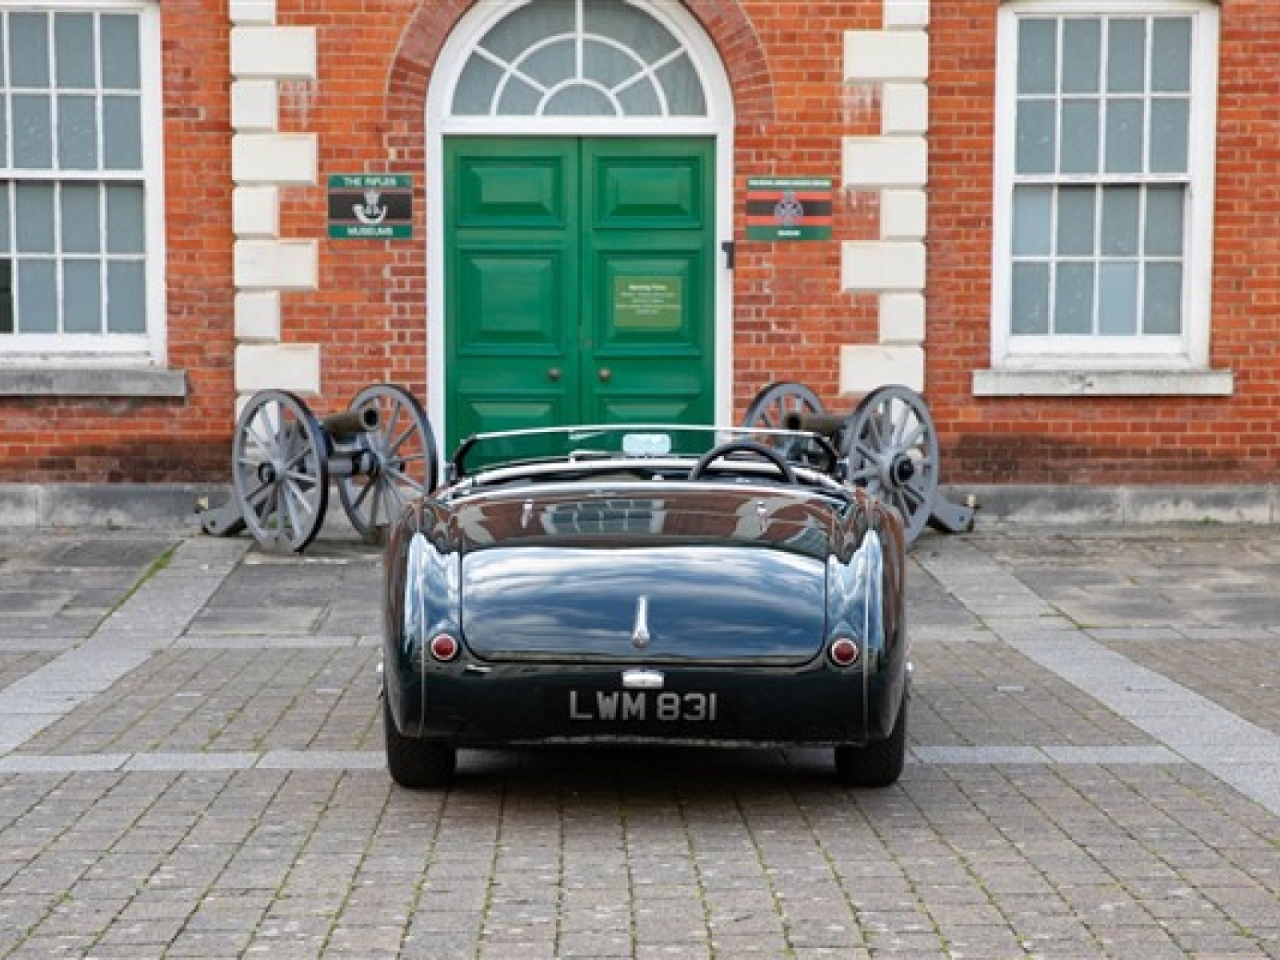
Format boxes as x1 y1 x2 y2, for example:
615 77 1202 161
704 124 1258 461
741 381 975 546
201 384 438 553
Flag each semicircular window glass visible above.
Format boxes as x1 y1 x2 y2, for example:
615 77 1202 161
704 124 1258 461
452 0 707 117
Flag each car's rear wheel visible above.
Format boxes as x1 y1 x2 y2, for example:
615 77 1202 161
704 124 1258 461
834 696 907 788
383 696 456 789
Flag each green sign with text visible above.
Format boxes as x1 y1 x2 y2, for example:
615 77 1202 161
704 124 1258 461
327 174 413 239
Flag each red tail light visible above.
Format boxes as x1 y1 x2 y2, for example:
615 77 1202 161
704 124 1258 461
828 637 859 667
429 633 460 662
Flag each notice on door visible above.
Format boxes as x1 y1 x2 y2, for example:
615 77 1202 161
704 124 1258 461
614 277 683 330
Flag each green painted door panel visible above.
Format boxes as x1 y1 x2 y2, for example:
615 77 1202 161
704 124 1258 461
445 136 714 449
583 139 713 425
446 139 578 445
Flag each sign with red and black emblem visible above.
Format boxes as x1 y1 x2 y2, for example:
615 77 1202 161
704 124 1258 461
745 177 833 241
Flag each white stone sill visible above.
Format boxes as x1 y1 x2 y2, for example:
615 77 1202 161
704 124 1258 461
973 368 1234 397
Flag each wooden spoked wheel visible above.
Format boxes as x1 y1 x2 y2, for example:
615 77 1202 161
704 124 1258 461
231 389 329 553
337 384 438 541
843 385 940 545
741 381 827 431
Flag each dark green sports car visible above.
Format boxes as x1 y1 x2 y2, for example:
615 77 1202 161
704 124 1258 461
381 425 909 788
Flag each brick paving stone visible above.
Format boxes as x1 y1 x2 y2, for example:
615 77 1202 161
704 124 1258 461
0 527 1279 958
634 947 715 960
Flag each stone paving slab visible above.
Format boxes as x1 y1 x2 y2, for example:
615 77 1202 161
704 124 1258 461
0 525 1276 958
1094 638 1280 737
0 534 179 643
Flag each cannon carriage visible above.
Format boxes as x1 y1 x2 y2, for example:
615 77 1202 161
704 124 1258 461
740 381 974 546
200 384 437 553
204 379 970 552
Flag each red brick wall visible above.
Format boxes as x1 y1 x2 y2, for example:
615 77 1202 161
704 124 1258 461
3 0 1277 488
0 3 236 482
930 1 1280 485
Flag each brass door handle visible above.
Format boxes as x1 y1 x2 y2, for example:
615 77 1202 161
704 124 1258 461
598 368 612 382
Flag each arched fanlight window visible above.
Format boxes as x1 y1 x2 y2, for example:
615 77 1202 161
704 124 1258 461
452 0 708 117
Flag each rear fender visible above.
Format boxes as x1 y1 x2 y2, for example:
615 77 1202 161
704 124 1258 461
825 494 908 739
383 499 460 733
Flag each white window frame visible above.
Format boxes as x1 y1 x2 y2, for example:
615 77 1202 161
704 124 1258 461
0 0 166 368
989 0 1219 380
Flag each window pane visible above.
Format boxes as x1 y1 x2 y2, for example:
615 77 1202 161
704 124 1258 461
55 13 96 89
481 0 575 62
1143 262 1182 334
16 259 57 332
1152 18 1191 93
106 185 145 254
63 260 101 333
1107 19 1146 93
1099 262 1138 335
103 95 142 169
1105 98 1144 173
585 39 643 89
1150 98 1189 173
9 13 50 88
544 85 615 116
0 260 12 333
453 57 502 115
0 184 8 253
1145 186 1184 256
1013 185 1053 256
655 55 705 115
616 81 661 116
61 183 101 254
101 15 141 89
1055 263 1094 334
1011 262 1050 334
1056 186 1095 256
12 95 53 168
496 75 543 114
58 94 99 170
107 260 146 333
585 0 678 63
0 98 6 168
15 185 54 253
1017 19 1056 95
1062 20 1100 94
1016 100 1056 174
1060 99 1099 174
521 39 574 87
1101 186 1140 256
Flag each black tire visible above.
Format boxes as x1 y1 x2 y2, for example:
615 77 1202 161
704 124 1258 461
383 696 456 789
835 696 907 788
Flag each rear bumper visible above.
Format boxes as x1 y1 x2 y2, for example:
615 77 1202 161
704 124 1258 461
385 656 904 748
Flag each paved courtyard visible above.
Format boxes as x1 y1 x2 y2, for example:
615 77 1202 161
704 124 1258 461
0 523 1278 958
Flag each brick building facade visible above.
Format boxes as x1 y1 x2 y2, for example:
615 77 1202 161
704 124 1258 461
0 0 1271 510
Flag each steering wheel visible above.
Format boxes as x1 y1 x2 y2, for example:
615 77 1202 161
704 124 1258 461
688 439 797 484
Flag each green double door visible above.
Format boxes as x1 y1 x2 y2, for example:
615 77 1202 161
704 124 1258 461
444 136 716 448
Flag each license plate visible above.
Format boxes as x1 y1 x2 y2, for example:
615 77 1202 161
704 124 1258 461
566 689 725 724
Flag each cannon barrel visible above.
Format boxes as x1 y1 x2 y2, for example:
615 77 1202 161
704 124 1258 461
322 405 380 441
782 412 847 437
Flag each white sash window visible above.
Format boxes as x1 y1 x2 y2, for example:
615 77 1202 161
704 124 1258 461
992 2 1219 376
0 2 163 362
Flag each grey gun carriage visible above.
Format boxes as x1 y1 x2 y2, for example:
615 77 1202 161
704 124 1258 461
200 383 438 553
740 382 975 546
202 380 971 552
